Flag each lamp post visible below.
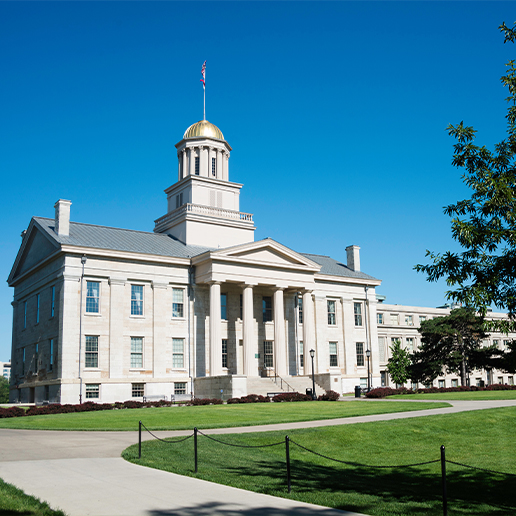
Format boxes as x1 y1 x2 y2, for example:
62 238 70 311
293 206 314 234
309 349 316 400
366 348 371 392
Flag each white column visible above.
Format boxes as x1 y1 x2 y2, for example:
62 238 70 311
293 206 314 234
302 291 315 375
201 146 208 177
273 288 287 376
182 150 187 179
209 282 222 376
223 152 229 180
217 150 223 180
243 284 256 376
189 147 195 176
177 153 181 181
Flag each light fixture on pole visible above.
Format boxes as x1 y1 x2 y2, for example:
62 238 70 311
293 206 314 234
366 348 371 392
309 349 316 400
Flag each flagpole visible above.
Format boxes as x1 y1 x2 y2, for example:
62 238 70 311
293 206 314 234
203 84 206 121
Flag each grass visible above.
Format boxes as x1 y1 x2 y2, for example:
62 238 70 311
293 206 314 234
0 478 67 515
0 400 450 431
123 406 516 516
389 390 516 400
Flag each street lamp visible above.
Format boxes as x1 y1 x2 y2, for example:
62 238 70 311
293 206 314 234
309 349 316 400
366 349 371 392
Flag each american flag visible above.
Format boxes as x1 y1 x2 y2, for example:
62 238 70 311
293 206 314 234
200 60 206 88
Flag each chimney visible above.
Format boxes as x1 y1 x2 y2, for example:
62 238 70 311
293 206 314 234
54 199 72 236
346 245 360 272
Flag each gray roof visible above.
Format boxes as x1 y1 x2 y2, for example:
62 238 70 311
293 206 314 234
32 218 379 280
301 253 378 281
34 217 213 259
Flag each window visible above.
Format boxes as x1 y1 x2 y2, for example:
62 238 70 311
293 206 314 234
406 338 414 352
405 315 413 326
211 157 216 176
298 296 303 324
174 382 187 395
381 371 387 387
356 342 364 367
327 300 336 325
419 315 427 324
51 286 55 318
86 281 100 313
44 385 49 401
451 379 458 387
85 336 99 368
390 314 398 325
221 293 227 320
172 288 184 318
476 378 482 387
131 285 144 316
49 339 54 371
360 377 367 390
172 338 184 368
509 376 514 385
354 303 362 326
438 380 445 389
299 341 304 368
264 341 273 368
195 156 199 175
36 294 40 323
504 340 510 349
23 301 27 329
263 297 272 322
222 339 228 368
132 383 144 398
131 337 143 368
329 342 338 367
377 313 384 324
86 384 99 399
498 376 504 384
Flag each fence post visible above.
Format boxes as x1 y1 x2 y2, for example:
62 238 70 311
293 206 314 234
441 445 447 516
285 435 291 493
138 420 142 459
194 427 198 473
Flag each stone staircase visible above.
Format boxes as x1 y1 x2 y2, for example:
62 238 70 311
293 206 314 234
245 375 325 397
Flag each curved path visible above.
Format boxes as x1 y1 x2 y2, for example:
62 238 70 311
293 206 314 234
0 398 514 516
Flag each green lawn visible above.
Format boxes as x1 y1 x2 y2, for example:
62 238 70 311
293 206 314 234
389 390 516 400
0 478 67 516
0 400 450 431
123 407 516 516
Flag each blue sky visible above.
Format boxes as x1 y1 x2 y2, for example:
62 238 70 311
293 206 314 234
1 1 515 360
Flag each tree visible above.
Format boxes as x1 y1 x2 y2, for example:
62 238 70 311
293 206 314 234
410 307 493 386
415 23 516 331
0 376 9 403
387 339 411 387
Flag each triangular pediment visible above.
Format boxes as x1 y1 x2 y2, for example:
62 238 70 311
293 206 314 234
210 239 321 271
8 220 60 284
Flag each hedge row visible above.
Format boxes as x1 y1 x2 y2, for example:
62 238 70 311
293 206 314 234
227 390 340 404
365 383 516 399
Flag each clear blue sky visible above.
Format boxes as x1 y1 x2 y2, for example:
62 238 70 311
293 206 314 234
1 1 515 360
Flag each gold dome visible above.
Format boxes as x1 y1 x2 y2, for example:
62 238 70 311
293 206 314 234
183 120 224 140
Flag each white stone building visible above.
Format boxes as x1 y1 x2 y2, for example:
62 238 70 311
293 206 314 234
7 119 514 404
0 361 10 382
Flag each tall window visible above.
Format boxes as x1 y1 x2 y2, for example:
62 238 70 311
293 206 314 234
211 157 216 176
49 339 54 371
356 342 364 367
377 313 384 324
222 339 228 368
195 156 200 175
23 301 27 329
405 315 413 326
86 384 99 399
51 286 55 318
131 285 144 316
390 314 398 325
172 288 184 318
36 294 40 323
131 337 143 368
172 338 184 368
298 296 303 324
327 300 336 325
406 338 414 352
221 293 227 320
85 336 99 368
132 383 144 398
299 341 304 368
263 297 272 322
86 281 100 313
329 342 338 367
354 302 362 326
419 315 426 324
264 341 274 368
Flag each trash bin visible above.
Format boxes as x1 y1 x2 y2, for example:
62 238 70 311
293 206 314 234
355 385 362 398
306 388 313 398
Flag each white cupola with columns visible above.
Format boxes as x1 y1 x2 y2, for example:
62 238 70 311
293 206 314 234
154 119 256 247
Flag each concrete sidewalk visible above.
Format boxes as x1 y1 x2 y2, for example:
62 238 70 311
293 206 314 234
0 399 514 516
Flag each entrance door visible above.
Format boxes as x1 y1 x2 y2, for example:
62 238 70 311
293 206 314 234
264 340 274 375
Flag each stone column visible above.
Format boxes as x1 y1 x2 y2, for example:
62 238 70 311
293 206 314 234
273 288 287 376
302 290 315 375
209 282 222 376
243 284 256 376
189 147 196 176
223 152 229 181
217 150 223 180
109 278 126 379
201 146 208 177
182 149 187 178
